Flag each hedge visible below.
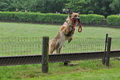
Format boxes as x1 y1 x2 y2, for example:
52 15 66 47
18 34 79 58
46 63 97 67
107 15 120 26
80 14 104 25
0 12 104 25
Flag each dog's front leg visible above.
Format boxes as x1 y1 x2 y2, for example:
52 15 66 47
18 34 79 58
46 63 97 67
68 33 74 43
68 38 72 43
56 46 62 54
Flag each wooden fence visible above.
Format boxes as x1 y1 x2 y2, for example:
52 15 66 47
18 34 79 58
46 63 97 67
0 35 120 73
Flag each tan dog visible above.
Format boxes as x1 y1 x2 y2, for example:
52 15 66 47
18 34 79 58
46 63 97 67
49 11 82 54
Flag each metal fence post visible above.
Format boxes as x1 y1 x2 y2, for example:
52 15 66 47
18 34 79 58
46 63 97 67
42 37 49 73
102 34 108 64
106 37 112 67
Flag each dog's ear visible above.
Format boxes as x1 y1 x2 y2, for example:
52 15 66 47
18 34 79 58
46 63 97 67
68 10 73 15
78 12 80 14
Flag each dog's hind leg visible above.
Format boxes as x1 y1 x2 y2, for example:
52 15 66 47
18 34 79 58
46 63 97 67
49 46 55 54
49 40 56 54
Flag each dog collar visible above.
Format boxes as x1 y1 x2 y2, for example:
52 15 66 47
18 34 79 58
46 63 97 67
66 18 82 33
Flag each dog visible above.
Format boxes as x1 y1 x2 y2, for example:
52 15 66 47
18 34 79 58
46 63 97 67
49 11 82 54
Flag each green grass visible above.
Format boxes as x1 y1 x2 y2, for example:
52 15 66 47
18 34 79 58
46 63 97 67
27 68 120 80
0 22 120 56
0 22 120 80
0 22 120 38
1 59 120 80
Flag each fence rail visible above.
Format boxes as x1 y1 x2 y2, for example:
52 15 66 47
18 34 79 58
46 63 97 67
0 50 120 66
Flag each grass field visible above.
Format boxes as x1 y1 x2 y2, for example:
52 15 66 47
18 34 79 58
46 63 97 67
0 22 120 80
0 22 120 38
1 59 120 80
0 22 120 56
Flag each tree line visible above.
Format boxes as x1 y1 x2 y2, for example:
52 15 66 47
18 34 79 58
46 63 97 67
0 0 120 17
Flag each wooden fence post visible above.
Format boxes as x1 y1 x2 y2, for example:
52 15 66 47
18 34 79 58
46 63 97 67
64 61 70 66
106 37 112 67
102 34 108 64
42 37 49 73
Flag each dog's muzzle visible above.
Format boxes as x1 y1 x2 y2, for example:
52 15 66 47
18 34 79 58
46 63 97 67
71 18 80 23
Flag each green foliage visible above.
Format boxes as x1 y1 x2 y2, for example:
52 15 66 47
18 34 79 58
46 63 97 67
80 14 104 25
109 0 120 13
0 0 67 13
0 0 120 17
107 15 120 26
65 0 86 12
65 0 119 17
0 12 105 25
0 12 67 23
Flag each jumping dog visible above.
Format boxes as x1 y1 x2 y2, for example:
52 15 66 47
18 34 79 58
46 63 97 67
49 11 82 54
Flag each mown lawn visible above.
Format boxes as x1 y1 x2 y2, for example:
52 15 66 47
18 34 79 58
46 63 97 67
0 22 120 38
1 59 120 80
0 22 120 80
25 68 120 80
0 22 120 56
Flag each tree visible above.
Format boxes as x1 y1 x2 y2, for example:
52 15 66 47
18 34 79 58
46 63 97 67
65 0 115 17
65 0 87 12
109 0 120 14
0 0 119 17
84 0 113 16
0 0 10 11
0 0 67 13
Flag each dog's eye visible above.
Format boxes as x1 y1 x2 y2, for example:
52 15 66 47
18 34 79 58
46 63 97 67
74 15 77 17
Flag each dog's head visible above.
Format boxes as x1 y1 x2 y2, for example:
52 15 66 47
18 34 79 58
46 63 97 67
68 10 82 32
68 10 80 23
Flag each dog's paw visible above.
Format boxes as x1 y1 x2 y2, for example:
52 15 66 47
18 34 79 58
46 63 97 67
68 38 72 43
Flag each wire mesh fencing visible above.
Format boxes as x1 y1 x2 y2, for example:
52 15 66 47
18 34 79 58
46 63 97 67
0 37 42 56
111 38 120 51
0 37 120 56
61 38 105 53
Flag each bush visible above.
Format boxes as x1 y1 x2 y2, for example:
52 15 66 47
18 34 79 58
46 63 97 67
0 12 104 25
0 12 13 21
80 14 104 25
107 15 120 26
